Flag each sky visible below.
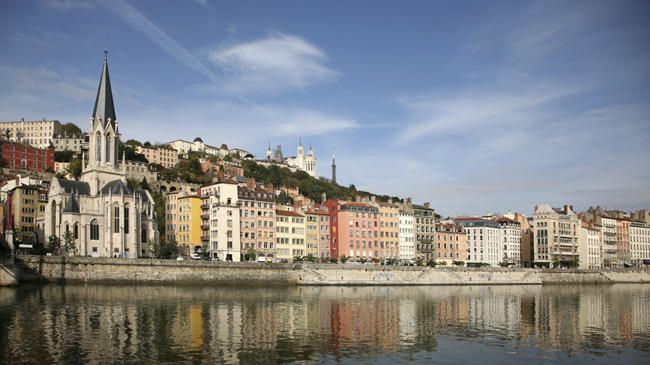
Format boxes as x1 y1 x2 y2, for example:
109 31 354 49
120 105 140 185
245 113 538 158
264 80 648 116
1 0 649 216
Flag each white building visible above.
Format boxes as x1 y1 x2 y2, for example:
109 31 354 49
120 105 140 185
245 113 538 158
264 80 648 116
578 222 602 269
266 140 317 177
52 133 85 153
496 217 521 267
398 211 415 261
532 204 579 268
39 54 159 258
0 118 62 149
600 216 618 268
200 181 241 261
629 221 650 267
168 137 226 157
455 218 503 267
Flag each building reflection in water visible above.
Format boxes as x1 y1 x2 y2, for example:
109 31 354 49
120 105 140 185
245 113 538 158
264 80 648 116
1 284 650 363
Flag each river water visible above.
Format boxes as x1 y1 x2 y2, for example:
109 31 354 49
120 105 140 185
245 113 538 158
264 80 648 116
0 284 649 364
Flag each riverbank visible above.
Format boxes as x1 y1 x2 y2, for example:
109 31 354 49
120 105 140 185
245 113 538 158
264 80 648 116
3 255 649 286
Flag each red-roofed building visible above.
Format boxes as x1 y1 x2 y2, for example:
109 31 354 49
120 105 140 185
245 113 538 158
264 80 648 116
1 141 54 173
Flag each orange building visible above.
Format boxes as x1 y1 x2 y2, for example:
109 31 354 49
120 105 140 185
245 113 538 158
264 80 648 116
324 199 380 260
376 202 400 259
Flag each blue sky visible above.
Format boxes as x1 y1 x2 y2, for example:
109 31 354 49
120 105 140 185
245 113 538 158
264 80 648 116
1 0 649 216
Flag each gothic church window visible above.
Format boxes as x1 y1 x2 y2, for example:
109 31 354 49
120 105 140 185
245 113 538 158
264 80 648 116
90 220 99 240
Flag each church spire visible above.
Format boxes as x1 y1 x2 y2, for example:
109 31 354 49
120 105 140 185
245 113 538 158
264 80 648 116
92 49 117 128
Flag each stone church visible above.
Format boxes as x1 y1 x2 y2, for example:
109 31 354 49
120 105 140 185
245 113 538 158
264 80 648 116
266 139 317 177
38 53 159 258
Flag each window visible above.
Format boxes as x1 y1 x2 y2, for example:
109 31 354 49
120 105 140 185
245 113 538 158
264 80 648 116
105 134 112 163
124 205 130 234
90 220 99 240
114 205 120 233
95 132 102 161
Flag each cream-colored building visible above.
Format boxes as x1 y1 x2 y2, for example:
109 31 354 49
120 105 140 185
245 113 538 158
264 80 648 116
165 191 179 243
398 211 415 261
122 160 158 185
629 221 650 267
600 216 618 268
496 217 521 267
455 218 503 267
200 181 241 261
0 118 61 149
52 133 85 153
578 221 602 269
136 145 178 169
169 138 226 157
304 209 320 258
238 182 275 260
532 204 579 268
275 210 305 262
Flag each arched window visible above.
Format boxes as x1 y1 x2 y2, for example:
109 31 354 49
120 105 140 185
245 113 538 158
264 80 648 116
90 220 99 240
105 133 112 163
124 204 130 234
141 225 147 244
65 224 70 234
73 223 79 239
95 132 102 162
114 205 120 233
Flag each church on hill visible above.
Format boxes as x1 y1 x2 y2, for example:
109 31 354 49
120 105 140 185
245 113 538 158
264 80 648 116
37 52 159 258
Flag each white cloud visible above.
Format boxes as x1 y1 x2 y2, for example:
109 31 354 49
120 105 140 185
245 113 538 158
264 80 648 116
209 33 339 94
97 0 221 85
40 0 92 9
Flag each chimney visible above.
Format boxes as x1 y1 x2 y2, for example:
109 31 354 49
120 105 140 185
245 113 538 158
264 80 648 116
563 204 569 213
570 205 574 212
388 198 393 204
217 171 225 181
424 202 430 208
406 197 412 205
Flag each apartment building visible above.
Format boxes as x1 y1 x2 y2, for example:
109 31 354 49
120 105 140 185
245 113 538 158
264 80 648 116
305 209 321 258
136 145 179 169
316 205 330 259
176 193 202 252
398 211 415 261
455 218 502 267
0 118 61 148
532 204 579 268
629 221 650 267
377 202 400 260
434 223 467 266
52 133 85 153
239 183 275 260
496 217 522 267
413 203 436 261
324 199 381 260
275 210 305 262
1 141 55 173
200 181 241 261
578 222 602 269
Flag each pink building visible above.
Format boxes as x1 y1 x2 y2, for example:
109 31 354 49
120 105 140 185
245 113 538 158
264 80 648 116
325 199 385 260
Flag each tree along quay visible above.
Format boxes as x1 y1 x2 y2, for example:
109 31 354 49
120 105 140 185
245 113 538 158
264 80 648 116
3 255 649 286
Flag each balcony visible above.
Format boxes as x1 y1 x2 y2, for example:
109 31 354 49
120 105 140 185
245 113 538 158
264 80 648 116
201 224 210 230
201 213 210 219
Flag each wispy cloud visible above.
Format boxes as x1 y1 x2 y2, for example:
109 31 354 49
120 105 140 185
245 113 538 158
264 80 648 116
40 0 92 9
96 0 221 85
209 33 339 94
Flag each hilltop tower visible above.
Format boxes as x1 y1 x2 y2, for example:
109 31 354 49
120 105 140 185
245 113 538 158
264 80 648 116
331 155 337 184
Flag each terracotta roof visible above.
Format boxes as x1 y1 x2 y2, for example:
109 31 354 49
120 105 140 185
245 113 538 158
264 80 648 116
276 209 304 217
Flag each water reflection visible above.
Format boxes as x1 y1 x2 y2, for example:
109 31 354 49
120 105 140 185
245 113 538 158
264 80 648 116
1 284 649 364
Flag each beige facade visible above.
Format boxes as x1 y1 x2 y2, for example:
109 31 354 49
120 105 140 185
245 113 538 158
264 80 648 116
0 118 61 149
239 184 275 260
533 204 579 268
304 210 320 258
275 210 305 262
578 222 602 269
52 134 85 153
136 145 178 169
120 160 158 185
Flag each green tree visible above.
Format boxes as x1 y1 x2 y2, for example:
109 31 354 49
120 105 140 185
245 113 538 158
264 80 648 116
60 122 82 136
54 150 74 162
152 240 179 259
47 235 61 255
416 257 425 266
62 231 75 256
246 247 257 261
66 159 82 180
340 255 349 263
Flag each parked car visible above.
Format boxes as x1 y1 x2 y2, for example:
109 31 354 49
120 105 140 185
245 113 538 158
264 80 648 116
176 256 185 261
190 253 201 260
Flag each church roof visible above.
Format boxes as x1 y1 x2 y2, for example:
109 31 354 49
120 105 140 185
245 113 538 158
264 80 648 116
92 51 117 128
135 189 150 203
63 194 80 213
57 179 91 195
101 179 132 195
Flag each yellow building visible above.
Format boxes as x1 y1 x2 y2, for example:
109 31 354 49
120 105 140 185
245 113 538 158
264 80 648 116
177 194 202 252
275 210 305 262
165 192 179 243
136 145 179 169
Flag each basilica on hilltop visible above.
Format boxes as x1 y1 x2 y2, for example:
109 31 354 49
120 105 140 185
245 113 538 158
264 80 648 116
266 139 317 177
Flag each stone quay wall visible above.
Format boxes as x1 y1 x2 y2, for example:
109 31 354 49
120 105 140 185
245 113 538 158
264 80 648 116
7 256 650 286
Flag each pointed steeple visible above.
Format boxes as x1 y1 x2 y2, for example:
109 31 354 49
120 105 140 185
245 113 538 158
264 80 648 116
92 50 117 128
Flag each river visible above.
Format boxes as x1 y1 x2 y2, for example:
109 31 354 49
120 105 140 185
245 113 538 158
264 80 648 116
0 284 649 364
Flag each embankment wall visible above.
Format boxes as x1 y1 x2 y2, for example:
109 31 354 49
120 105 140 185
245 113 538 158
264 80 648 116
7 256 650 286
